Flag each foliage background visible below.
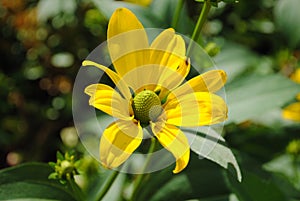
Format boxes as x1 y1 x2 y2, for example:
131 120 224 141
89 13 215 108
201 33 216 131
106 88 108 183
0 0 299 200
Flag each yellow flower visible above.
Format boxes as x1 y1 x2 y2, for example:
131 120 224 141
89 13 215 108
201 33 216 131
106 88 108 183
282 93 300 122
282 69 300 122
83 8 228 173
120 0 152 7
290 68 300 84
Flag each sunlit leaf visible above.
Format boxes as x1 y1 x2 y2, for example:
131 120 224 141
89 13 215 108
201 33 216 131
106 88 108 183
214 42 258 82
183 127 242 182
226 74 300 123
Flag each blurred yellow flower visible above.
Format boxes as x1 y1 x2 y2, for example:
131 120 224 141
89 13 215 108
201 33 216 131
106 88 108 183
83 8 227 173
290 68 300 84
121 0 152 6
282 69 300 122
282 94 300 122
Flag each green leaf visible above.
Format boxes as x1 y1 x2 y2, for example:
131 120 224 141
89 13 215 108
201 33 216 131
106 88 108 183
214 42 258 83
87 171 125 201
226 74 300 123
148 174 192 201
183 127 242 182
274 0 300 48
264 154 300 189
56 151 64 161
138 153 230 201
226 170 288 201
0 163 76 201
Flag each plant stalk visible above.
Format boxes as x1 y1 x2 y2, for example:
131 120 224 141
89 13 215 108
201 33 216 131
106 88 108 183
129 136 156 201
95 170 119 201
171 0 185 29
187 0 211 55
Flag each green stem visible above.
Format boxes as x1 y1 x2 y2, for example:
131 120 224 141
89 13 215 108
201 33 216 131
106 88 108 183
187 0 211 55
130 136 156 201
95 170 119 201
293 155 299 183
68 177 85 201
171 0 185 29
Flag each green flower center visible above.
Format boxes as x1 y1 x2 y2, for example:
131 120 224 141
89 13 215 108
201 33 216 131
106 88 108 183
132 90 162 125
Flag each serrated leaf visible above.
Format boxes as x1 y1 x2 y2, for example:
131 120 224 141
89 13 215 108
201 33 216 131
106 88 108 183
226 74 300 123
183 127 242 182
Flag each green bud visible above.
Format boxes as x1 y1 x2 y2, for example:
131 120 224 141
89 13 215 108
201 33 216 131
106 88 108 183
49 151 80 183
286 139 300 156
204 42 220 57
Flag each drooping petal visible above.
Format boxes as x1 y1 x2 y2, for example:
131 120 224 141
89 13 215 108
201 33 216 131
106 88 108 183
163 92 228 127
85 84 133 120
107 8 149 78
151 122 190 173
100 120 143 168
82 60 131 100
282 102 300 122
169 70 227 99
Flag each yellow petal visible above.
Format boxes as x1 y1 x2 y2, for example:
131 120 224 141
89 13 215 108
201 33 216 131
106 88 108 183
85 84 133 120
100 120 143 168
150 28 186 70
163 92 228 127
123 0 152 6
170 70 227 99
157 57 190 99
151 122 190 173
108 8 149 77
82 60 131 100
149 29 189 95
290 68 300 84
282 102 300 122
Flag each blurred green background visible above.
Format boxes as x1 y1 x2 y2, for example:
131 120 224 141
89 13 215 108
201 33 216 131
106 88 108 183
0 0 300 200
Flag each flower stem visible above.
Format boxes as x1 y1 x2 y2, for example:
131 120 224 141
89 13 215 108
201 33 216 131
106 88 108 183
130 136 156 201
68 177 85 201
95 170 119 201
171 0 185 29
187 0 211 55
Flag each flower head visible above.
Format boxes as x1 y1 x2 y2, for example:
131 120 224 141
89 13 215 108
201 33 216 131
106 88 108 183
83 8 228 173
